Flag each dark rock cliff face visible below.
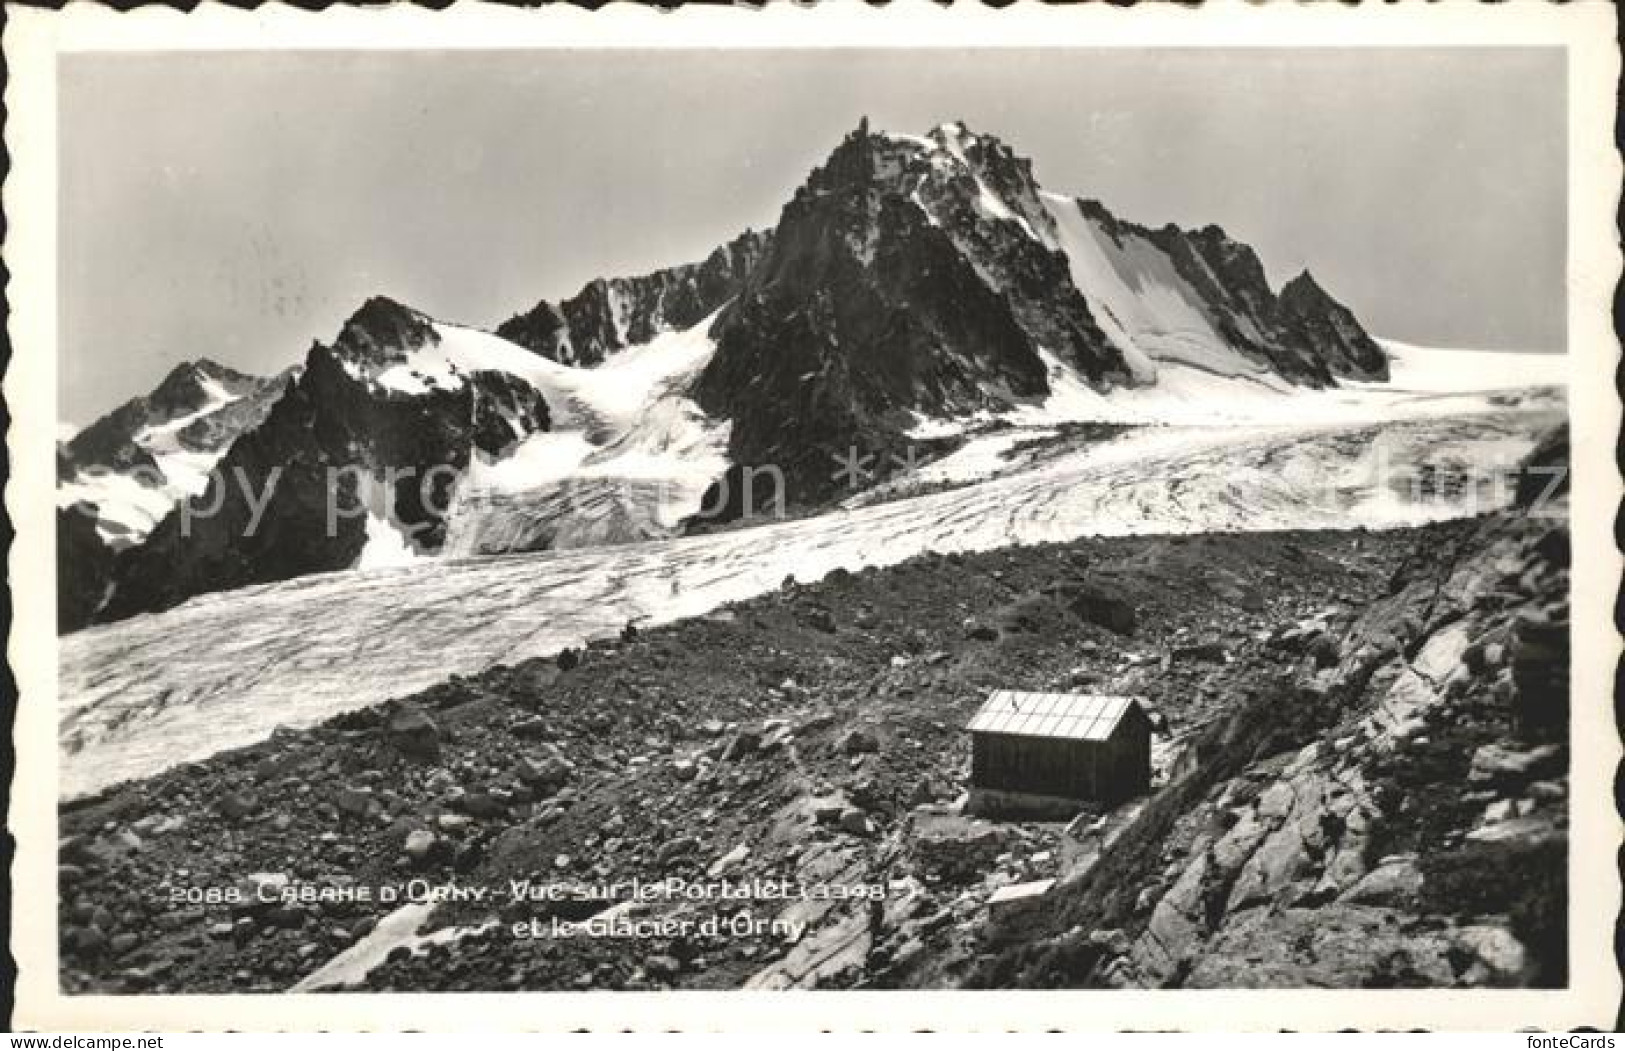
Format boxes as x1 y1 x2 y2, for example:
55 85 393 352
58 359 299 630
688 122 1388 513
94 300 552 626
1073 198 1389 386
692 123 1131 511
58 503 116 632
909 126 1128 383
1277 270 1390 381
496 230 771 367
171 366 299 457
60 360 271 480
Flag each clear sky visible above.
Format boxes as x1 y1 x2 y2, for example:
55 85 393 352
59 47 1566 424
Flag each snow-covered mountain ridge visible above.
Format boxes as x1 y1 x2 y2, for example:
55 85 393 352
57 121 1560 632
58 360 292 545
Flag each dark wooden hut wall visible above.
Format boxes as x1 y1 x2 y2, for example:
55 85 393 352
970 705 1150 803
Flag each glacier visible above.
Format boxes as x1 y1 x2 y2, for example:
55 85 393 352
59 351 1563 799
434 313 731 556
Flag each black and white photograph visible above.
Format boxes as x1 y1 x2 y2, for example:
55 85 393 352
7 0 1620 1033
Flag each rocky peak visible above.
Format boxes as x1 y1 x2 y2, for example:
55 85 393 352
919 121 1058 245
191 357 255 383
692 124 1130 513
64 356 271 480
791 121 1057 252
1279 269 1329 306
1047 193 1388 386
96 298 554 628
328 296 440 374
1278 269 1389 381
141 358 253 419
496 229 771 368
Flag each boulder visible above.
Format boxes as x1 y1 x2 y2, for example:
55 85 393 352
403 830 438 864
804 607 838 634
708 844 750 877
1339 856 1422 906
723 729 762 761
759 725 794 754
1203 567 1267 611
216 790 258 822
266 905 307 931
812 799 846 826
1308 633 1341 669
1467 743 1565 788
333 787 376 818
910 814 1012 883
1465 815 1556 844
1046 579 1137 636
384 704 441 761
510 717 552 740
838 728 880 755
1173 640 1228 664
644 954 682 982
1088 927 1132 958
1455 925 1532 984
998 594 1072 636
907 777 949 808
516 746 573 789
797 712 837 734
965 621 1000 642
986 878 1056 927
1526 779 1567 802
658 836 700 864
458 791 506 819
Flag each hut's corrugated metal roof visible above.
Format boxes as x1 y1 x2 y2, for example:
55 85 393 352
966 691 1142 741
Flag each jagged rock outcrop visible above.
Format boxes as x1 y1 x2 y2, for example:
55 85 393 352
57 503 116 632
1057 198 1389 386
57 359 293 545
497 229 771 367
172 367 298 457
57 358 301 629
1277 270 1390 381
1514 421 1570 506
690 121 1388 511
692 122 1131 509
96 299 553 625
59 359 287 482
